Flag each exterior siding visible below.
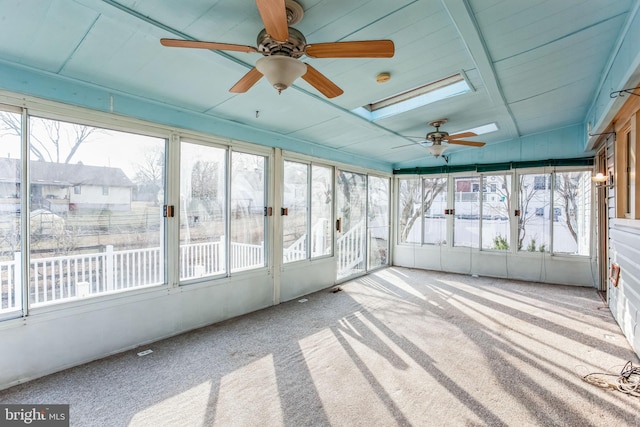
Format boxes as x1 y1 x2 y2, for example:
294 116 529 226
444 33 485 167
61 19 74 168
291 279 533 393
608 220 640 353
606 105 640 358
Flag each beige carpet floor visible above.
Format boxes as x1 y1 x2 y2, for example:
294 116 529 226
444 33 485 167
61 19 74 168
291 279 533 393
1 267 640 426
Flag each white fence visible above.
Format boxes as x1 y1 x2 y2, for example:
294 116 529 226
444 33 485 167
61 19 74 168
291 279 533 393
283 219 330 263
1 220 366 313
0 236 262 312
336 221 366 279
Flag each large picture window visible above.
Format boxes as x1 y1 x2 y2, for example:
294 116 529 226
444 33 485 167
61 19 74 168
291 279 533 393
28 117 166 306
396 168 590 258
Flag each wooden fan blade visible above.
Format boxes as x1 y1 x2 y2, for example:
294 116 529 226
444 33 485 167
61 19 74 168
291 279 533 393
229 68 263 93
305 40 395 58
447 139 486 147
301 64 344 98
447 131 477 140
160 38 258 53
256 0 289 42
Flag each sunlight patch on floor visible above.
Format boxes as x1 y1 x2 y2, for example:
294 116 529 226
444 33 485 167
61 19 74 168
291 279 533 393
129 381 212 427
214 355 283 426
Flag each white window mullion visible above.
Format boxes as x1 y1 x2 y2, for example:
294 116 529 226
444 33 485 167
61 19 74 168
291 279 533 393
21 109 30 316
166 134 180 288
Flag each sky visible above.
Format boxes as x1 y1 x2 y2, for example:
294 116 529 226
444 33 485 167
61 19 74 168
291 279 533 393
1 113 164 178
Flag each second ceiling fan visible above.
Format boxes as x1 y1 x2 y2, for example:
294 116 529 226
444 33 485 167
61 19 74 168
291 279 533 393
396 119 486 158
160 0 395 98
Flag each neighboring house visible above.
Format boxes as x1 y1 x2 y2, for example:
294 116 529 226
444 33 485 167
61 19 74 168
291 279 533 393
0 157 134 213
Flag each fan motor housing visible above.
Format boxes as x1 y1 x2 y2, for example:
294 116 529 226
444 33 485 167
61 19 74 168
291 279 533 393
426 131 448 142
257 27 306 58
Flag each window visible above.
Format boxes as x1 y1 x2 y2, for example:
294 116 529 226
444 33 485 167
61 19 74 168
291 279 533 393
553 171 591 255
0 109 22 318
615 118 637 219
533 176 547 190
230 152 266 272
398 169 591 257
180 141 227 279
282 162 333 263
283 160 309 263
398 178 421 244
481 174 511 250
73 185 81 195
28 116 166 307
422 177 447 245
626 132 632 216
368 176 389 269
454 176 480 248
102 186 109 196
518 173 550 252
310 164 332 258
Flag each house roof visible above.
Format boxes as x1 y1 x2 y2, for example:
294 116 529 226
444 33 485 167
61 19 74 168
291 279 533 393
0 157 134 187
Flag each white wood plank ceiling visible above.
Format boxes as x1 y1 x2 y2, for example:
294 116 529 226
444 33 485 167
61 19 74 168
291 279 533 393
0 0 634 168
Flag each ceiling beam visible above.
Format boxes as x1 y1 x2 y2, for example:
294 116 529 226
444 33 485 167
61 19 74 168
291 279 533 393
440 0 520 138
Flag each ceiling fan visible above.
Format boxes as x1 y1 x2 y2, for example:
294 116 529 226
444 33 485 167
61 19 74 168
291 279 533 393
159 0 395 98
395 119 486 158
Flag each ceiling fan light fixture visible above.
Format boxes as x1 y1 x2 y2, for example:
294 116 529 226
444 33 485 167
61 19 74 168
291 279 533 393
256 55 307 93
428 144 447 158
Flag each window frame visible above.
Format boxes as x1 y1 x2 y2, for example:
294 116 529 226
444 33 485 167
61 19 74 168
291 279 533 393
616 120 637 219
395 166 593 258
280 157 335 264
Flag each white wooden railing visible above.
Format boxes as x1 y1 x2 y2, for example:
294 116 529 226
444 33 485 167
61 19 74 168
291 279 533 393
0 236 263 312
1 220 365 312
283 218 329 263
336 220 365 278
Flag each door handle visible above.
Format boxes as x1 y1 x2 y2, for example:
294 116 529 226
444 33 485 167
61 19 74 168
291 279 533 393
336 217 342 233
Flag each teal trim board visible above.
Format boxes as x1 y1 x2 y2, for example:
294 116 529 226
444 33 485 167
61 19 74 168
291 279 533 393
393 157 595 175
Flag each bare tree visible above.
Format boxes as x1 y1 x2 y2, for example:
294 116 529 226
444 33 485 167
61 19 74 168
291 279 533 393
133 146 164 204
191 160 219 200
398 177 446 243
0 113 99 163
554 173 579 243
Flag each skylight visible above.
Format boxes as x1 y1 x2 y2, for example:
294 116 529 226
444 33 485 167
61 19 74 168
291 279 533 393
457 122 498 136
353 73 472 121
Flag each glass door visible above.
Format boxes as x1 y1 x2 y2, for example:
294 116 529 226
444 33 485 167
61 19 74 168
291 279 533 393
367 176 389 270
336 170 367 280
